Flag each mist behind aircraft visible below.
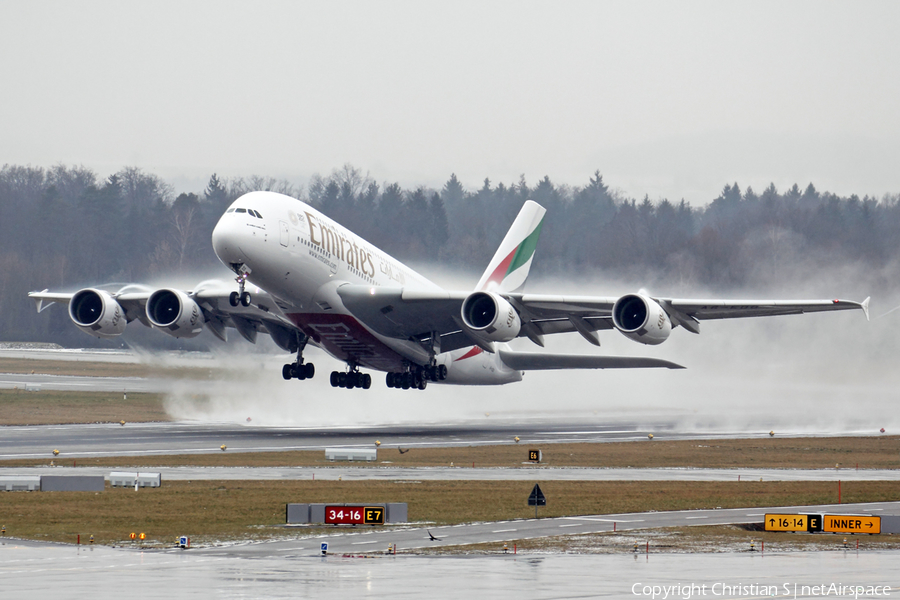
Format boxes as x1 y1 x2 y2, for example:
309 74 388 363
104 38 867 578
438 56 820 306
156 265 895 434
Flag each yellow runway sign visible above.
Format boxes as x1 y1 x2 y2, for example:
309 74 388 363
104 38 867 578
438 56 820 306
823 515 880 534
765 514 809 532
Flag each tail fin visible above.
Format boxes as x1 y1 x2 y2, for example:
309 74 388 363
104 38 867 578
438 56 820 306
475 200 546 293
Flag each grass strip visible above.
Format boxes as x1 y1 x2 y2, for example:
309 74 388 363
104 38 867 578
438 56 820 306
4 436 899 470
0 357 217 380
0 390 169 425
1 480 897 547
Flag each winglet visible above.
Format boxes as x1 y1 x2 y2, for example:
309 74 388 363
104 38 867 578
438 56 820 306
476 200 546 293
861 296 870 321
30 290 52 313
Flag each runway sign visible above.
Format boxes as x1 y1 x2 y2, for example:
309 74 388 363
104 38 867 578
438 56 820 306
528 484 546 507
528 449 542 462
806 514 822 532
364 506 385 525
822 515 881 534
765 514 810 532
325 505 386 525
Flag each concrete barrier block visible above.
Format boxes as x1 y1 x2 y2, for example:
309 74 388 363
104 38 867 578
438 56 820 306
324 447 377 462
1 476 41 492
41 475 105 492
286 504 310 524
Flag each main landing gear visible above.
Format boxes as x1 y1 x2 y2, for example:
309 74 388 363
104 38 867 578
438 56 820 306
385 364 447 391
228 266 252 307
283 362 315 380
282 333 315 381
330 369 372 389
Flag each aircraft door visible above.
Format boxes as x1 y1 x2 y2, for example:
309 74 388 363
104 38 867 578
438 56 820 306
279 220 289 247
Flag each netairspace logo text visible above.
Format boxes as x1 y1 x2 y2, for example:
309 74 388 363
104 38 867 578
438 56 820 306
632 582 892 599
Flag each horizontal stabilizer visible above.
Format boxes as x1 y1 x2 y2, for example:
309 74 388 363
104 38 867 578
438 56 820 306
498 350 684 370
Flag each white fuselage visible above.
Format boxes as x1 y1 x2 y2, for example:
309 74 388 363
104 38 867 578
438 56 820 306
211 191 522 385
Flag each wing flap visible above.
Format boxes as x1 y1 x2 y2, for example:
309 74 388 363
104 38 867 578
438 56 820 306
499 350 684 370
337 284 467 339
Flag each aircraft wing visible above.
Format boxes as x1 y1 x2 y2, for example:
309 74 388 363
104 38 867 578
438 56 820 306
337 284 870 352
659 297 871 321
498 350 684 370
29 282 305 350
30 286 156 325
336 285 471 349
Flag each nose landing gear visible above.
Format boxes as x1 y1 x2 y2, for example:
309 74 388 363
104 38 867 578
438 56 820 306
228 265 252 307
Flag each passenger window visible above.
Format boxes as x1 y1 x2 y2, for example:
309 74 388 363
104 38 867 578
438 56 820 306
235 208 247 213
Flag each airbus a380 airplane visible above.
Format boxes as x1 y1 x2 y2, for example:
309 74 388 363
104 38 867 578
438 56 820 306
30 191 870 391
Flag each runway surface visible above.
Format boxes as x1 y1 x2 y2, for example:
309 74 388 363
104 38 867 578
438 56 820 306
0 418 875 461
5 464 900 482
0 373 165 393
3 542 897 599
203 501 900 557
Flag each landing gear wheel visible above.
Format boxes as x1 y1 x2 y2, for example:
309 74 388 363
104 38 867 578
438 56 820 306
282 364 292 380
386 373 395 388
438 364 448 380
417 378 427 390
362 373 372 389
240 291 252 307
304 363 315 379
229 292 240 307
330 371 340 387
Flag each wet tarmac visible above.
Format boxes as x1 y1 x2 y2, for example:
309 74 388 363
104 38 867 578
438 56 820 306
3 419 890 462
4 465 900 482
2 540 897 599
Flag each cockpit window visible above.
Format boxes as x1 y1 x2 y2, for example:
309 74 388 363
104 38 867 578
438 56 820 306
235 208 247 213
252 210 263 218
226 208 235 213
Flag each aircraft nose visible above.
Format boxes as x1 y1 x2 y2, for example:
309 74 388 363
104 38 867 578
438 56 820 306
212 214 248 266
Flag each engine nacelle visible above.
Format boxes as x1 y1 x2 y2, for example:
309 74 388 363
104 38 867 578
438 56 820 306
68 289 127 339
146 289 204 338
612 293 671 345
461 291 521 342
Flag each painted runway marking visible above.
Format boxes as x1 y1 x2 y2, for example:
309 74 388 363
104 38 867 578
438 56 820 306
685 516 708 519
558 524 581 528
572 518 644 523
492 529 517 533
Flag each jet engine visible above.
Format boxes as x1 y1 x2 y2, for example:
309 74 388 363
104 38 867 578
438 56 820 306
461 291 521 342
68 289 127 339
612 293 671 345
146 289 204 338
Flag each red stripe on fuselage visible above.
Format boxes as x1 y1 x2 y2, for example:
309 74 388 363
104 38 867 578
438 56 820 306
287 313 406 372
454 346 483 361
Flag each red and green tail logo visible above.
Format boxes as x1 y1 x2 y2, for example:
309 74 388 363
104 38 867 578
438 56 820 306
481 219 544 291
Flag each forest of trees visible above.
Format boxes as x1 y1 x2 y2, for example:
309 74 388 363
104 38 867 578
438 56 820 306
2 163 898 348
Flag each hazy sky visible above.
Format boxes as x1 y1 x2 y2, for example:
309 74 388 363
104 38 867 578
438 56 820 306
2 1 899 202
